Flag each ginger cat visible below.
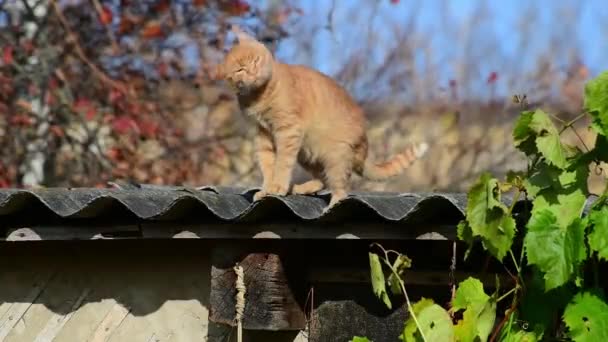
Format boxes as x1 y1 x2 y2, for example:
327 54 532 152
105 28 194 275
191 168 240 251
216 27 428 211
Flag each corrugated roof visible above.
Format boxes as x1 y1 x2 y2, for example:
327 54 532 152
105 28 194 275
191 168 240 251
0 185 598 240
0 185 469 221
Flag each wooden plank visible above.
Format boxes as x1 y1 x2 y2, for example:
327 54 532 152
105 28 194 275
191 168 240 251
307 269 515 288
88 302 131 342
209 249 307 331
33 288 90 342
2 223 456 241
141 222 456 240
0 270 54 341
53 298 117 342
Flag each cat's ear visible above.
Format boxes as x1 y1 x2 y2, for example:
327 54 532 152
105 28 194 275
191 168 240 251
231 25 256 44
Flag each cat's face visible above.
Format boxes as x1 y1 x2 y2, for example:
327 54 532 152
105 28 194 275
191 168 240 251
218 33 273 95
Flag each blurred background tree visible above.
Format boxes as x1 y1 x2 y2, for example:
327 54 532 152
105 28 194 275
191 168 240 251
0 0 606 193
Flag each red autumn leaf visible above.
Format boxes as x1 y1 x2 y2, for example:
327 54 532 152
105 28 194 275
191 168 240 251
390 0 400 4
48 77 59 91
100 6 113 25
193 0 206 7
223 0 250 16
111 116 138 134
153 0 170 12
106 147 122 161
137 119 160 138
109 88 123 103
157 62 169 77
3 46 14 64
10 114 34 126
49 125 64 137
45 93 56 106
126 102 143 115
73 98 92 111
15 99 33 112
141 21 164 39
85 107 97 121
118 14 142 34
487 71 498 84
22 40 34 54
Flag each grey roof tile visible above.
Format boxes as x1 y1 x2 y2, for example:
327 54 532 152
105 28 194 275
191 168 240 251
0 186 598 225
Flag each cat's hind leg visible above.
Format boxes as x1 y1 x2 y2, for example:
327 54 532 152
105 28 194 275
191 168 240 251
322 146 353 212
292 179 324 195
292 166 324 195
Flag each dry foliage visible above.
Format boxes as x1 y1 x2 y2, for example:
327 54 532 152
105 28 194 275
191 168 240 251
0 0 604 193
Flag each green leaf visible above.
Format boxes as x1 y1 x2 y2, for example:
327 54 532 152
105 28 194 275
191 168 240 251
530 109 570 169
369 252 391 309
464 173 517 260
452 277 496 342
513 110 537 156
563 292 608 341
584 71 608 136
529 162 588 228
498 328 543 342
519 268 574 334
588 207 608 261
497 310 545 342
388 254 412 295
350 337 372 342
401 298 454 342
457 221 474 260
513 109 577 168
524 210 587 290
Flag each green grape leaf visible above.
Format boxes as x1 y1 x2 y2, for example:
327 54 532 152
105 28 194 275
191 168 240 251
498 323 544 342
350 337 372 342
465 173 516 260
530 162 588 228
452 277 496 342
519 267 574 334
388 254 412 295
513 110 538 155
457 221 474 261
513 109 577 168
584 71 608 137
369 252 391 309
524 210 587 291
588 207 608 261
529 109 569 169
523 164 555 197
401 298 454 342
563 292 608 342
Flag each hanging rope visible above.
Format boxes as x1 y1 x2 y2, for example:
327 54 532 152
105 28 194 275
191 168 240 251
234 264 246 342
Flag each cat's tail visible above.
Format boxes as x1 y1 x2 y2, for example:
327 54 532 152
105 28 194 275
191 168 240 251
360 142 429 181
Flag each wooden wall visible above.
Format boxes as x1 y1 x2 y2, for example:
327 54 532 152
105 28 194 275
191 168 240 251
0 240 307 342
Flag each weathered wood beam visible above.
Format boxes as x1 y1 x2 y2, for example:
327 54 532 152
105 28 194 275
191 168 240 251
2 222 456 241
209 246 307 331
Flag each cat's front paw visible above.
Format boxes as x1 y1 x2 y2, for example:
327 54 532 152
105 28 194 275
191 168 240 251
253 183 288 202
266 182 289 196
253 190 268 202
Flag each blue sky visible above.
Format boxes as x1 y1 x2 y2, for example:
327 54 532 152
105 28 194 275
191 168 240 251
2 0 606 99
274 0 608 90
276 0 608 69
